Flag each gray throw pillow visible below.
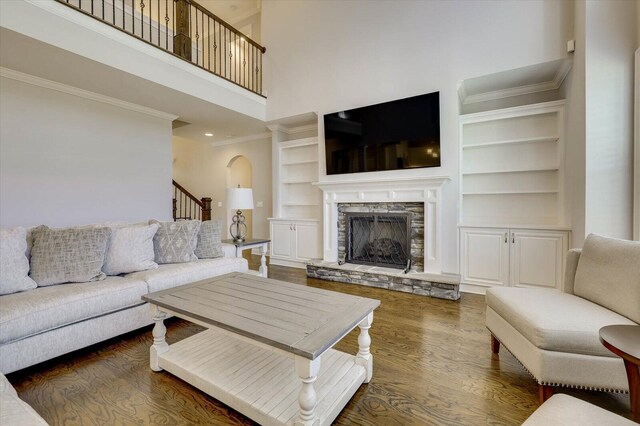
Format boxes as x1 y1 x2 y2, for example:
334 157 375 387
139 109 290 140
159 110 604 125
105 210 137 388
195 220 224 259
0 227 37 295
103 223 160 275
150 220 201 264
29 226 111 286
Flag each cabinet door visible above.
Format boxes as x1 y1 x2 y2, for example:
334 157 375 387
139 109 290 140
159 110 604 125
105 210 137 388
294 223 319 261
460 228 510 287
270 222 293 259
510 230 567 289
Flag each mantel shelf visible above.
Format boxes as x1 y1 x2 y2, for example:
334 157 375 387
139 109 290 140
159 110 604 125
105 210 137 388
462 136 559 149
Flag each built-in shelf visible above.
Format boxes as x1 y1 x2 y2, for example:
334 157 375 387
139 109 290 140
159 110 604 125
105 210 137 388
462 190 559 195
282 179 313 184
462 136 559 149
282 202 320 207
460 100 566 228
281 159 319 166
279 137 319 148
462 166 559 176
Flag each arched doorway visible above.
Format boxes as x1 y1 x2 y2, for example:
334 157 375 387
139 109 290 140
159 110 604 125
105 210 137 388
226 155 253 240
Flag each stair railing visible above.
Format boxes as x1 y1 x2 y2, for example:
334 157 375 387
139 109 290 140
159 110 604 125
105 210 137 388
56 0 265 96
172 180 211 221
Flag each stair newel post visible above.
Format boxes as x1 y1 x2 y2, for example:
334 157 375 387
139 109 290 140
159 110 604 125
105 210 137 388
201 197 212 221
172 198 177 221
173 0 192 61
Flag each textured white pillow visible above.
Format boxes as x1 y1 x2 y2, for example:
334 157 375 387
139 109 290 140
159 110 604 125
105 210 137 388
103 223 160 275
0 227 37 295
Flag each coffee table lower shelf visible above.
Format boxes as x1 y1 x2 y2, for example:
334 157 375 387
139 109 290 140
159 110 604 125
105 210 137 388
158 328 367 426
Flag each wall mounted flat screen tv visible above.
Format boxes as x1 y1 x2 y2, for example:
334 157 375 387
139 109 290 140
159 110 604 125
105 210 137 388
324 91 440 175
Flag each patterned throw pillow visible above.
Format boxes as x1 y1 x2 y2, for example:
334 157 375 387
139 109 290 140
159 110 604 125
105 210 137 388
195 220 224 259
0 227 37 295
29 226 111 286
150 220 201 264
103 223 160 275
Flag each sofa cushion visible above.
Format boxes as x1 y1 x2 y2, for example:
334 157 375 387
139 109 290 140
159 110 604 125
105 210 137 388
0 227 37 295
522 394 634 426
0 276 148 345
103 223 159 275
195 219 224 259
574 234 640 323
0 373 48 426
127 257 248 293
486 287 636 358
150 220 200 264
29 226 111 286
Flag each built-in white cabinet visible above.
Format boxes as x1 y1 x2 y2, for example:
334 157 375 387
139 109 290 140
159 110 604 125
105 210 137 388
269 219 320 268
460 227 569 290
268 121 322 269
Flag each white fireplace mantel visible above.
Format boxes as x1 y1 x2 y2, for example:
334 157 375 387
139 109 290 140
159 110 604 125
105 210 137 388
314 176 451 274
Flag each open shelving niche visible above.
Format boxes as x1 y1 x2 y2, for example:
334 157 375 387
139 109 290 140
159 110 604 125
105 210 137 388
277 136 322 219
459 100 567 228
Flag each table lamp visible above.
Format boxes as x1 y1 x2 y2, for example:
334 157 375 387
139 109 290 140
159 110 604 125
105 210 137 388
226 186 254 242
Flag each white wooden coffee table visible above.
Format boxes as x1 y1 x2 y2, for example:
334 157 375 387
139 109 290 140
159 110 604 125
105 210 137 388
142 272 380 426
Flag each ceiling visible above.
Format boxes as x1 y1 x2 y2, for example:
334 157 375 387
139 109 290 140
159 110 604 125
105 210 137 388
0 28 268 144
459 59 572 105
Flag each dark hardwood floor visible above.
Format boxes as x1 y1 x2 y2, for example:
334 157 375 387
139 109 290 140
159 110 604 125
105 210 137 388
7 255 632 425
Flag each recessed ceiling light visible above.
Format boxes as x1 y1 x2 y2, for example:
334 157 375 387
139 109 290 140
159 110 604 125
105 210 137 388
205 133 214 137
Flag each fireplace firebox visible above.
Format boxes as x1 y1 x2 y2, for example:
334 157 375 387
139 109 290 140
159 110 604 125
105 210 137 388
344 212 412 271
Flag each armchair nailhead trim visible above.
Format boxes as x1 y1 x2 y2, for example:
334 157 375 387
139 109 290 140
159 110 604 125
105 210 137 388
486 328 629 395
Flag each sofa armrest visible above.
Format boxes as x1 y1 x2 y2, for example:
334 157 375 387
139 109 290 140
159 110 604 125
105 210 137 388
221 243 237 258
563 249 582 294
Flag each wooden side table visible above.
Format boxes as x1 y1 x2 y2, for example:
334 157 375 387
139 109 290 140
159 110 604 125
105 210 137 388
599 324 640 422
222 238 270 277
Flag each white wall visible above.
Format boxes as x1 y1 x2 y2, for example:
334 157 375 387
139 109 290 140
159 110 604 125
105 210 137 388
584 0 636 240
172 136 272 240
262 0 573 273
0 76 173 228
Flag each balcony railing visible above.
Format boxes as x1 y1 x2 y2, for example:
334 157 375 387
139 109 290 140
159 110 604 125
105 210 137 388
56 0 265 96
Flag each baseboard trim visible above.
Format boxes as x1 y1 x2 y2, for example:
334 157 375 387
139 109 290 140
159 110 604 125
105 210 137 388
269 258 307 269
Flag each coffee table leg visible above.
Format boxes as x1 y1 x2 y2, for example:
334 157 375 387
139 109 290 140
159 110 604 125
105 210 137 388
624 360 639 422
259 243 268 277
356 312 374 383
150 306 169 372
294 355 321 426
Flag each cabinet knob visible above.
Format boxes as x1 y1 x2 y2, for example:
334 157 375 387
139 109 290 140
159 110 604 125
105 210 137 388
512 233 515 244
504 233 507 243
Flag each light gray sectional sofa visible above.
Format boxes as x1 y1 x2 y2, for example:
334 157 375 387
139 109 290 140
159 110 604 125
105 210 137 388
0 221 248 374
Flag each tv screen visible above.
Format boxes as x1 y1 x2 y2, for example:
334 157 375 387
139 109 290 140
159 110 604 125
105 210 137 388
323 92 440 175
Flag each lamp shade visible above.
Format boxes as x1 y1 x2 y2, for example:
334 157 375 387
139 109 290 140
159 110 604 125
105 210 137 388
226 188 254 210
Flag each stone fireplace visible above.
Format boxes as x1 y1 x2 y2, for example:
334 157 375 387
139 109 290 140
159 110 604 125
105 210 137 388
338 203 423 272
308 176 461 300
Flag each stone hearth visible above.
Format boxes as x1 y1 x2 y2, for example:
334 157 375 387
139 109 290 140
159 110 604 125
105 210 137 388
306 260 460 300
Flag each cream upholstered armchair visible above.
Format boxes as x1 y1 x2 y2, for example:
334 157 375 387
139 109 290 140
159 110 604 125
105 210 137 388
485 234 640 402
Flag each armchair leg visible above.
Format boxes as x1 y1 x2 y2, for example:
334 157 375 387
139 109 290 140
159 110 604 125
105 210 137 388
490 334 500 354
538 384 554 403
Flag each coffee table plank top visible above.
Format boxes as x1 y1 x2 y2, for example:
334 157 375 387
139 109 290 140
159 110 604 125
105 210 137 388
143 272 380 359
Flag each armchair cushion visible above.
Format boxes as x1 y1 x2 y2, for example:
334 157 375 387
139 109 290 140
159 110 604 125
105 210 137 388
486 287 635 358
574 234 640 323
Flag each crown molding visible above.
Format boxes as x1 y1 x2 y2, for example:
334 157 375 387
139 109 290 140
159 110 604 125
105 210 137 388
0 67 178 121
209 131 270 147
460 59 573 105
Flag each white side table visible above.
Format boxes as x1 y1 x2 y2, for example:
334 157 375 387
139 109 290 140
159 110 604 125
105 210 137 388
222 238 270 277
